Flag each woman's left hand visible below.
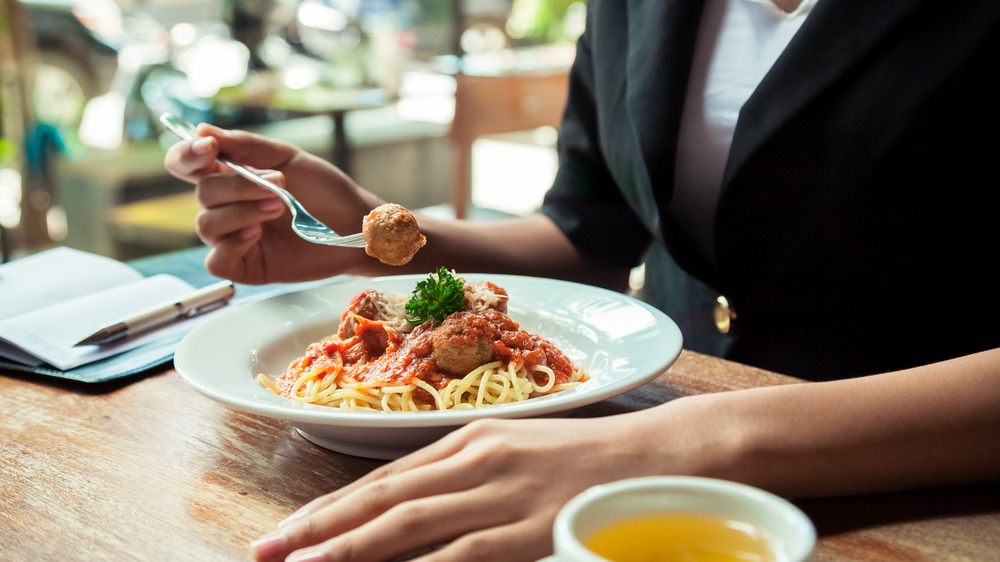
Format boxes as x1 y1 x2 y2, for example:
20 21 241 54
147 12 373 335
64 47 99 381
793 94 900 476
249 407 708 562
252 346 1000 562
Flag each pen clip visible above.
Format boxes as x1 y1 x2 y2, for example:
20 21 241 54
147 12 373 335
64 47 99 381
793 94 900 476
185 298 229 318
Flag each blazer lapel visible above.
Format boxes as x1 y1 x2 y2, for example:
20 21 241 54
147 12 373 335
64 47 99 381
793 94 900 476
722 0 928 191
620 0 929 282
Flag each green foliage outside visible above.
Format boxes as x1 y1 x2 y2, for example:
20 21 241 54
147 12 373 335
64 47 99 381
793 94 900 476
507 0 586 44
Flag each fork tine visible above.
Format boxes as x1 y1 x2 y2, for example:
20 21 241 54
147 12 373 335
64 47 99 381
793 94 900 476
334 234 368 248
299 231 366 248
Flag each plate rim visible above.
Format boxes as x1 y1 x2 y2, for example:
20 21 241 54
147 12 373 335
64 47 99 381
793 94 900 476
174 273 683 428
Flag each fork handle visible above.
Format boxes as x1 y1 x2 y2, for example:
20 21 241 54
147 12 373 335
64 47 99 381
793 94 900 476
219 158 297 212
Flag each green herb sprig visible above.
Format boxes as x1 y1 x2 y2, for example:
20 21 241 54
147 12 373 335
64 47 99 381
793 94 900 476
405 267 466 325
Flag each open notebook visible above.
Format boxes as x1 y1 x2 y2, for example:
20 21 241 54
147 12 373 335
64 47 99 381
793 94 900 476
0 247 205 370
0 246 347 383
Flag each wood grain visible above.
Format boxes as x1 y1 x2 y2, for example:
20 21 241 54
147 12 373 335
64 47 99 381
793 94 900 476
2 350 998 561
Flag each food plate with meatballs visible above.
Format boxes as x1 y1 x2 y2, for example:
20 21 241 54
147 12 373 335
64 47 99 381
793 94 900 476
174 273 682 459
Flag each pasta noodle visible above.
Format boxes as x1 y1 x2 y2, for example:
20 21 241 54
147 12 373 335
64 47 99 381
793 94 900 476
257 275 587 411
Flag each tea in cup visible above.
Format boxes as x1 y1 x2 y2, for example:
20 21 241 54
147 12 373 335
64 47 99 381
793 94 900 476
552 476 815 561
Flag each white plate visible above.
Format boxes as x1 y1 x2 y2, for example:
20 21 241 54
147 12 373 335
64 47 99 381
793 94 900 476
174 274 683 459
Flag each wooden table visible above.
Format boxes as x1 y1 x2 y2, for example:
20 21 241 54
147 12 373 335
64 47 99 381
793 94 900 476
2 350 998 561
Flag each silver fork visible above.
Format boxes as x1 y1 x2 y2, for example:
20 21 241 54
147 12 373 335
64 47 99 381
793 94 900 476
159 113 367 248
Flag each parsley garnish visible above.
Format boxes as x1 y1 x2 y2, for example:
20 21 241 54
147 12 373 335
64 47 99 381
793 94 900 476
406 267 466 325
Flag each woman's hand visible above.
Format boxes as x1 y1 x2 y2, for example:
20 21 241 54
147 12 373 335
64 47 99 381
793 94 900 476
164 124 383 284
248 406 718 562
162 124 628 289
246 346 1000 562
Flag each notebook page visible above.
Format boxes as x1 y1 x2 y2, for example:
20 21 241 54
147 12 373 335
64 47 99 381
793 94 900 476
0 274 199 371
0 247 143 321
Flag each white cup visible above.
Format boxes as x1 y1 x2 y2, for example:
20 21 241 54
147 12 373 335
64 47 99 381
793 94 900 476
552 476 816 561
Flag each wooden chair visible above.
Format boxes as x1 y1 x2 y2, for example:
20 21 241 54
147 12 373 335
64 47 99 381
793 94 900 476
448 70 569 219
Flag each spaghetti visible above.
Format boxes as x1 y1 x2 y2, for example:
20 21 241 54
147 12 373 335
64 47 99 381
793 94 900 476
256 274 587 411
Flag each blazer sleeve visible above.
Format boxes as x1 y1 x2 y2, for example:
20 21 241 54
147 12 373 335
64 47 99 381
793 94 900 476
540 25 653 269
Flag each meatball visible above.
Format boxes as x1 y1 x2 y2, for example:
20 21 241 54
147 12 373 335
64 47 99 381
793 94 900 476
352 315 392 356
338 289 385 339
339 288 413 339
362 203 426 266
431 312 497 376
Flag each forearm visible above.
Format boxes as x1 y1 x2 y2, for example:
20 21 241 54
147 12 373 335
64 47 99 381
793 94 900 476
254 147 631 289
344 212 632 292
639 349 1000 497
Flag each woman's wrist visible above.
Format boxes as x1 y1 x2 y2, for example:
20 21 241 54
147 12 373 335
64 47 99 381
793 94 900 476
625 386 832 496
652 352 1000 499
621 393 755 483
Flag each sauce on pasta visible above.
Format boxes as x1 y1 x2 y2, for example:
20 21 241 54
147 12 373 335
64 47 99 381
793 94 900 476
256 274 586 411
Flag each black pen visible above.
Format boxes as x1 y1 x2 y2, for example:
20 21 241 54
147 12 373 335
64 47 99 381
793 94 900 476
74 280 236 346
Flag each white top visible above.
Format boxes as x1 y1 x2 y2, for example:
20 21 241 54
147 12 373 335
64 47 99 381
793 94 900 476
668 0 818 260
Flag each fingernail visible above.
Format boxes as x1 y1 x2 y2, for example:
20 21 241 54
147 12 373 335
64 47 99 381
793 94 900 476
191 137 214 155
250 530 287 560
258 197 283 213
286 547 327 562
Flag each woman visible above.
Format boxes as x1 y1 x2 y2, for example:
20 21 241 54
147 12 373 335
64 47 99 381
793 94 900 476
165 0 1000 560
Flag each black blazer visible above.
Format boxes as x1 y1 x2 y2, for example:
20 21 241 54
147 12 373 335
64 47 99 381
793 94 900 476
542 0 1000 380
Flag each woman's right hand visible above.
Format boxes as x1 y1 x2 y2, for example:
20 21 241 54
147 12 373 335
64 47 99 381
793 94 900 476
164 124 384 284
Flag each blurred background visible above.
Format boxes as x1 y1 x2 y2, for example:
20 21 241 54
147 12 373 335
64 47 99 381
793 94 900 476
0 0 585 262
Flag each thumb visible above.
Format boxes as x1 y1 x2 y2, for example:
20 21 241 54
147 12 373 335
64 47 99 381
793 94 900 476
196 123 301 171
164 134 226 182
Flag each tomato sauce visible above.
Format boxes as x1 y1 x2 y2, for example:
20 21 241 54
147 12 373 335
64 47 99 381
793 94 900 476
279 308 577 404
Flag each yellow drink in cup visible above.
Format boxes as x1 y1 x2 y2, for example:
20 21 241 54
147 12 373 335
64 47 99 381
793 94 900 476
552 477 815 562
584 513 776 561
